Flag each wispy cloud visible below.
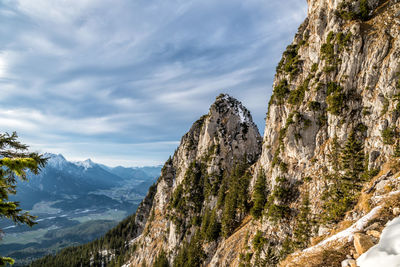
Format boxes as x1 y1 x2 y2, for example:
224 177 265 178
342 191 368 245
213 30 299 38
0 0 307 166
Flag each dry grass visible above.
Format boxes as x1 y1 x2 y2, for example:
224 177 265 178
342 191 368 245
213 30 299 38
330 220 354 236
390 159 400 174
281 165 400 267
280 242 352 267
205 217 255 267
310 235 326 246
356 192 372 213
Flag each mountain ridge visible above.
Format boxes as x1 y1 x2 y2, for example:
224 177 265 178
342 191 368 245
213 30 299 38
30 0 400 266
1 153 161 265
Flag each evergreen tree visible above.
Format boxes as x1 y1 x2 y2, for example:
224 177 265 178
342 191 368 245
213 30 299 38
205 209 221 241
293 193 311 249
394 141 400 157
0 132 47 265
250 170 267 220
200 208 211 238
173 232 205 267
184 162 204 213
221 160 251 237
264 175 294 223
154 250 169 267
341 130 365 188
221 187 237 237
322 131 366 223
216 177 227 209
252 230 267 254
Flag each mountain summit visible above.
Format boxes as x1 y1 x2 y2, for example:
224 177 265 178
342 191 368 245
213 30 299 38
127 94 262 264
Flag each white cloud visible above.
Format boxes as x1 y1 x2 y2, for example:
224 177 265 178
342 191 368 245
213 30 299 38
0 54 6 78
0 108 126 135
0 0 307 166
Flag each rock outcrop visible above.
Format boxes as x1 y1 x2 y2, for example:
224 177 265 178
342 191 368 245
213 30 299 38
124 94 262 266
122 0 400 266
353 233 375 256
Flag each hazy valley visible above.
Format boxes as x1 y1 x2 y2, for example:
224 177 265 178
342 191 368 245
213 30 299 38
0 154 160 265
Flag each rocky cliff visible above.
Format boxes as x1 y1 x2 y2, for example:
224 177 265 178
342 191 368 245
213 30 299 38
121 0 400 266
123 94 262 266
30 0 400 266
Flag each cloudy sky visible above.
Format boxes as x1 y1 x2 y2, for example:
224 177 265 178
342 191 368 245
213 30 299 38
0 0 307 166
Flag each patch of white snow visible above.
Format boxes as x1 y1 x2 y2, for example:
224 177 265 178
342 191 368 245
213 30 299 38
237 105 247 123
303 206 382 253
74 159 95 170
357 215 400 267
45 153 67 169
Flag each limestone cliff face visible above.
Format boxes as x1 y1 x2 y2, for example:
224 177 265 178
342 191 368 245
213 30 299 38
124 94 262 266
262 0 400 182
256 0 400 265
122 0 400 266
259 0 398 219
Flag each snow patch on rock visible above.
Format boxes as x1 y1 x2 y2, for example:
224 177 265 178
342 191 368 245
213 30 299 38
303 206 382 253
44 153 68 169
74 159 95 170
357 216 400 267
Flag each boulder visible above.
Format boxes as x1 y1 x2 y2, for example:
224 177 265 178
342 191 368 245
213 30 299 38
366 229 381 239
354 233 375 256
393 207 400 216
341 258 357 267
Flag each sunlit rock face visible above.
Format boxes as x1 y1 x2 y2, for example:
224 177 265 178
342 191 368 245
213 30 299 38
123 94 262 266
122 0 400 266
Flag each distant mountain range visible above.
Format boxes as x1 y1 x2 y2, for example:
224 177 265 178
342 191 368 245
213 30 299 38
0 153 162 265
13 153 162 210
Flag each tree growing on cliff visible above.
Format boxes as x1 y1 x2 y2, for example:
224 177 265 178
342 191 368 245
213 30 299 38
0 132 47 265
154 250 169 267
174 232 205 267
221 161 251 237
293 192 312 249
322 130 365 223
250 170 267 220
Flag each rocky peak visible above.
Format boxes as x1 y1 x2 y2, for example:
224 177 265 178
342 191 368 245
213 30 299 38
44 153 68 169
211 93 253 124
173 93 262 185
74 158 96 170
122 94 262 266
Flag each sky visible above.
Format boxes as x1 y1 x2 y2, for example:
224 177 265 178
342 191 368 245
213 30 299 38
0 0 307 167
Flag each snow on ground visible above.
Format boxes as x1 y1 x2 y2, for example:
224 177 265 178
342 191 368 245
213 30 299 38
357 215 400 267
302 206 382 253
74 158 95 170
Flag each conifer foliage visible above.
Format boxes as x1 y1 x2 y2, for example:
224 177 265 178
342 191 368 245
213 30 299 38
174 232 205 267
221 161 251 237
322 130 366 223
154 250 169 267
293 193 312 249
250 170 267 220
0 132 47 266
341 131 365 187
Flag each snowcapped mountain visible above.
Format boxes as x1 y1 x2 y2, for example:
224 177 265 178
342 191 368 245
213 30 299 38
13 153 161 210
43 153 69 169
74 158 96 170
2 154 161 265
